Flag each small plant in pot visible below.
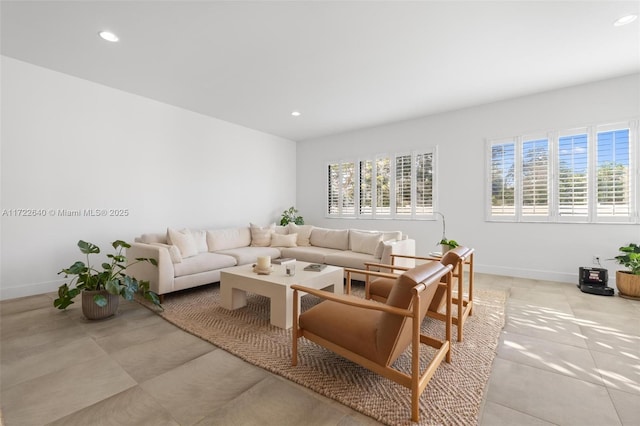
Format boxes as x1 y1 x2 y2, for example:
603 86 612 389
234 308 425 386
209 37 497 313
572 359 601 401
439 238 460 253
614 243 640 300
434 212 459 253
280 206 304 226
54 240 162 319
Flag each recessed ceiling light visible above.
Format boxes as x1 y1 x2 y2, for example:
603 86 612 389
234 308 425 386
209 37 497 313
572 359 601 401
614 14 638 27
98 31 119 42
291 111 301 117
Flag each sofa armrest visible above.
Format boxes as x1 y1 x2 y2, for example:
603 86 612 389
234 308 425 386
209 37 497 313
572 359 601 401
126 243 174 295
381 238 416 268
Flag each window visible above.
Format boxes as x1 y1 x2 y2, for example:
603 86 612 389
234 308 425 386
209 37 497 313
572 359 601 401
487 120 638 223
327 162 355 216
558 132 588 218
327 148 437 219
490 142 515 216
597 128 631 217
521 138 549 216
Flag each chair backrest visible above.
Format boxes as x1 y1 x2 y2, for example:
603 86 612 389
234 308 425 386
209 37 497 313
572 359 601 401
428 249 463 312
376 261 451 366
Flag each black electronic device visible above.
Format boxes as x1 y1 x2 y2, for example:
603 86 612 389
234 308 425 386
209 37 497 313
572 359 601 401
579 267 608 285
577 267 614 296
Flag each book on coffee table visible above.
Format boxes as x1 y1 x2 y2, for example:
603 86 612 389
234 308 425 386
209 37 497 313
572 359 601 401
304 263 326 272
272 257 295 265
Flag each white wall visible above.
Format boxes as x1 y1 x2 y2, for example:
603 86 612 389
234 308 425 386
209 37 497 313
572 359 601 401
1 56 297 299
297 74 640 286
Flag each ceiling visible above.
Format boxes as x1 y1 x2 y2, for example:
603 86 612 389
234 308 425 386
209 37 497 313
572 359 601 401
2 1 639 142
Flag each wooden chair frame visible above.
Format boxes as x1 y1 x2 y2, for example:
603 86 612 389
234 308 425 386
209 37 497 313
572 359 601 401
357 247 474 342
292 265 453 422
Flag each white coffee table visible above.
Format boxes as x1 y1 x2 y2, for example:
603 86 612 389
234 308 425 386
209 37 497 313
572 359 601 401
220 261 343 329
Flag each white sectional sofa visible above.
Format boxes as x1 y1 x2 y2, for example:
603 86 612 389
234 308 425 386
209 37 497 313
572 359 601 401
127 223 415 298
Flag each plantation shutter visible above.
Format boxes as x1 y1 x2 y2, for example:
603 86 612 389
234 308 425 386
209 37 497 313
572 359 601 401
340 162 355 216
597 128 630 217
327 163 340 215
558 133 588 217
376 157 391 215
359 160 373 215
395 154 412 215
415 152 433 215
490 142 516 216
521 139 549 216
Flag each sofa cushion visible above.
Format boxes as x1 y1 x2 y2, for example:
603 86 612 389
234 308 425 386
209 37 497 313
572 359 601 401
215 247 281 266
207 227 251 251
299 299 382 364
349 231 382 255
250 223 275 247
191 229 208 252
274 225 289 235
150 242 183 264
310 227 349 250
173 252 237 277
167 228 198 258
287 224 313 246
280 246 338 264
271 233 298 247
324 251 378 270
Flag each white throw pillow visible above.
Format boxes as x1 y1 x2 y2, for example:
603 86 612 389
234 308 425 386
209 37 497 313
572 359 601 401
166 228 198 258
271 233 298 248
375 238 396 259
250 223 275 247
150 242 183 263
274 225 289 235
350 231 383 255
190 229 208 252
287 224 313 246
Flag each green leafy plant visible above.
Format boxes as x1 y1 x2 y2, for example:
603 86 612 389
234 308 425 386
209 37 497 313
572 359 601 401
280 206 304 226
54 240 162 310
439 238 459 249
614 243 640 275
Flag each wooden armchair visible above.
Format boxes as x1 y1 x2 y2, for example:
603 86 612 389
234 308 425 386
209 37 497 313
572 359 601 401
292 262 453 422
355 246 475 342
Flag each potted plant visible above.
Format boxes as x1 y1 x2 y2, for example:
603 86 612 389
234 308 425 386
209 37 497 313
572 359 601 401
435 212 459 253
54 240 162 319
614 243 640 300
439 238 460 253
280 206 304 226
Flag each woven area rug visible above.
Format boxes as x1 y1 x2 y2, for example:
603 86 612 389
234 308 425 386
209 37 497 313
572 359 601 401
144 283 506 426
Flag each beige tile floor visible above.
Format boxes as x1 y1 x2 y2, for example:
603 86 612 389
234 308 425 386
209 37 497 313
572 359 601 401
1 274 638 425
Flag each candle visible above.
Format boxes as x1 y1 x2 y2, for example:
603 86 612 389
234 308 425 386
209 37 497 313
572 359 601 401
257 256 271 270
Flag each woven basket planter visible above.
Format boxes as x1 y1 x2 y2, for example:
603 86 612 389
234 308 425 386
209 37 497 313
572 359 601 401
82 290 120 320
616 271 640 300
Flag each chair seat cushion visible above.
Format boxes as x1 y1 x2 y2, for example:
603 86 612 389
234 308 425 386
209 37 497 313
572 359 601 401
299 300 383 364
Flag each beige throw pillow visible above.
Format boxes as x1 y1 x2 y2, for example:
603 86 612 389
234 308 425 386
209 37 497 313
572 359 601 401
250 223 275 247
150 242 183 263
271 233 298 248
166 228 198 258
190 229 208 252
287 223 313 246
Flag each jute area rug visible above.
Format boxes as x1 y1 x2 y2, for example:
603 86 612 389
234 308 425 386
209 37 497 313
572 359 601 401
145 283 506 426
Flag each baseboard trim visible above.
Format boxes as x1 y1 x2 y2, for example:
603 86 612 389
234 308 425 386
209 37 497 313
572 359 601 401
1 279 63 300
475 264 577 284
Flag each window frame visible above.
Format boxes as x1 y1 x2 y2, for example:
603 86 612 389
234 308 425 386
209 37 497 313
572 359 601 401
486 119 638 224
327 147 438 220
